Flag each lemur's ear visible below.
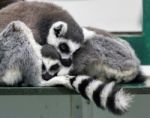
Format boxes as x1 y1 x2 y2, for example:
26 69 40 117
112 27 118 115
52 21 68 37
9 21 24 32
2 21 23 37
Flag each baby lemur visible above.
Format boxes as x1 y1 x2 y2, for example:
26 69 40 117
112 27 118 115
0 20 74 87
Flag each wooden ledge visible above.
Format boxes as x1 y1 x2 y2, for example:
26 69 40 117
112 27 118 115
0 84 149 95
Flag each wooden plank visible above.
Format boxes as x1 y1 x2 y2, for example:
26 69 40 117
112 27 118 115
0 84 149 95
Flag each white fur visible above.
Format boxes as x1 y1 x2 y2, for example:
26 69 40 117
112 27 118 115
67 40 80 54
115 89 133 112
72 75 89 92
57 66 72 76
100 82 115 108
85 80 103 101
2 69 22 85
103 65 138 82
60 53 72 59
82 28 96 41
40 75 73 89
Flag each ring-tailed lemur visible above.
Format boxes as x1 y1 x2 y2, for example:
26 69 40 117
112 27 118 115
46 21 146 84
40 45 132 115
0 20 75 87
0 20 132 115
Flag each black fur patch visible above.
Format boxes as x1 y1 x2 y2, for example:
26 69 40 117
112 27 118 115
41 44 60 60
49 64 59 71
54 24 63 37
69 77 76 89
0 0 23 10
42 72 53 81
58 43 70 54
92 84 106 109
106 84 124 115
127 71 146 84
78 78 93 100
60 58 72 67
70 77 76 85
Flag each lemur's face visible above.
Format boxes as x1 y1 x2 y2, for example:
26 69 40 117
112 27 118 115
41 44 61 81
47 21 81 61
42 58 61 81
41 44 73 81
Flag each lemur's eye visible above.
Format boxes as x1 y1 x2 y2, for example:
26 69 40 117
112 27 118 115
58 43 70 54
49 64 60 71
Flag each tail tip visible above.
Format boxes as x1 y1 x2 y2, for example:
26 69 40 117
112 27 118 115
114 89 134 115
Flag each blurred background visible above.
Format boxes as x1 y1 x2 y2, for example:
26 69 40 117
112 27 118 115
27 0 142 33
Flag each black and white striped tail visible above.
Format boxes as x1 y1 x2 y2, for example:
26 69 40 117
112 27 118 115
69 75 133 115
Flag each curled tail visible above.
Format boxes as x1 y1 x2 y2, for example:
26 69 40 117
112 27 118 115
69 75 133 115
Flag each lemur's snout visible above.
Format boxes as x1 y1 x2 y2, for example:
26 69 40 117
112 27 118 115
60 58 72 67
42 72 53 81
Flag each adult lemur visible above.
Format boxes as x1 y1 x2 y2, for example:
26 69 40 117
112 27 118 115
0 0 145 84
0 21 132 115
46 21 145 84
0 0 84 47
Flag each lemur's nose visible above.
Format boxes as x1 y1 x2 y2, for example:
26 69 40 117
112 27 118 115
42 72 53 81
60 58 72 67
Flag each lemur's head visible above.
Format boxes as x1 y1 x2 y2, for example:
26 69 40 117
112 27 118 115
47 21 83 65
41 44 62 81
41 43 74 81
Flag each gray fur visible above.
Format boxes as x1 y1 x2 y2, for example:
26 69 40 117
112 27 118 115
0 20 77 87
0 1 83 45
0 21 43 86
72 30 141 82
42 21 141 83
41 44 60 60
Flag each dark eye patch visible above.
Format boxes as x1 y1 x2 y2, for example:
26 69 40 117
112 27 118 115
58 43 70 54
49 64 60 71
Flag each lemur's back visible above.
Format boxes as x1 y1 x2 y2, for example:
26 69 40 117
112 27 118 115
73 33 140 82
0 21 42 86
0 1 83 45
